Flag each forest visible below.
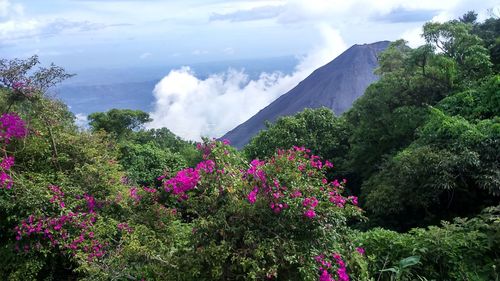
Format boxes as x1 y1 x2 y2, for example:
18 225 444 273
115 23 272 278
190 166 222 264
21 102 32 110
0 12 498 280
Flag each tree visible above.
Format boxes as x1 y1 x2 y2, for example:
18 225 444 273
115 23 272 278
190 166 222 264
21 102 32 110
119 143 186 186
423 21 492 81
244 108 350 177
0 56 127 280
88 109 152 139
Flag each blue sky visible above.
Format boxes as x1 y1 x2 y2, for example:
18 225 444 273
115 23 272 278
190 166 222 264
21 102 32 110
2 0 498 71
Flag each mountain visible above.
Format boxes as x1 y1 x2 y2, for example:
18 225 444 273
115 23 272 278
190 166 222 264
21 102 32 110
222 41 391 149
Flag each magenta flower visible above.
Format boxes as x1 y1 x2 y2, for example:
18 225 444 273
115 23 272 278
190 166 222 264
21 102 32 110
0 171 13 189
129 187 141 203
303 209 316 219
356 247 365 255
196 159 216 174
302 197 319 208
319 269 334 281
1 156 15 170
329 195 346 208
0 113 28 143
348 196 358 206
247 187 258 204
164 167 200 201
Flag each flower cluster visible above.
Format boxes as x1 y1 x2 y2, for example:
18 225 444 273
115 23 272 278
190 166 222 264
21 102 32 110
129 187 142 203
49 185 65 208
0 156 15 190
15 211 105 261
117 222 134 234
242 146 355 219
15 186 107 261
196 141 217 159
0 113 28 143
303 197 319 218
315 253 349 281
164 168 200 201
163 159 216 201
0 113 28 190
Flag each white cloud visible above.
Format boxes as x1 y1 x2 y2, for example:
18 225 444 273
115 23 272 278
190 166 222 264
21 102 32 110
0 17 110 42
74 113 89 129
0 0 23 19
147 26 346 140
401 27 425 48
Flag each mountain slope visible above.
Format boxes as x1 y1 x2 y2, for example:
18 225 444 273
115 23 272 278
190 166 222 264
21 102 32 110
222 41 390 149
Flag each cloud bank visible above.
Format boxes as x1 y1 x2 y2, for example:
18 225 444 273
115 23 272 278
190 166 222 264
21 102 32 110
147 26 346 141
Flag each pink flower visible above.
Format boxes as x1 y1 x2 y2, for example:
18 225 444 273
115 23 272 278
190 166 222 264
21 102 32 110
356 247 365 255
1 156 15 170
143 186 157 193
247 187 258 204
348 196 358 206
290 190 303 198
319 269 334 281
164 168 200 201
303 209 316 219
196 159 215 174
302 197 319 208
0 171 13 189
0 113 28 143
298 164 305 172
337 267 349 281
329 195 346 208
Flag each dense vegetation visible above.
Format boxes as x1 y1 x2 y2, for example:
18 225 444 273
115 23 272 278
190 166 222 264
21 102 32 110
0 12 498 281
246 13 500 230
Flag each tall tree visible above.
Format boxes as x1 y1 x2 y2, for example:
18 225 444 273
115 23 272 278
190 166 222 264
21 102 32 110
88 109 151 139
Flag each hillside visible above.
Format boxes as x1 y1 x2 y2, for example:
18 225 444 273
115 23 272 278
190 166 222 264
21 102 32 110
222 41 390 148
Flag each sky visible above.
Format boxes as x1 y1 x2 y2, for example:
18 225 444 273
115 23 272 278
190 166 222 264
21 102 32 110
1 0 498 69
1 0 499 140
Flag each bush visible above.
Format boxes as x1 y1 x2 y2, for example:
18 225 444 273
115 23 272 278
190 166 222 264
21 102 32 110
354 206 500 280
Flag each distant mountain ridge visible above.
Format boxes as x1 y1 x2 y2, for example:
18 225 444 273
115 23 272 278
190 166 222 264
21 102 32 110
222 41 391 149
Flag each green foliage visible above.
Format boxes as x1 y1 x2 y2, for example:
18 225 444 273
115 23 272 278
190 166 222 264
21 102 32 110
119 142 187 185
380 256 422 281
244 107 350 175
88 108 152 139
355 206 500 281
470 15 500 72
438 75 500 120
423 20 492 81
341 15 500 229
362 107 499 229
87 110 199 186
0 56 128 280
130 127 201 167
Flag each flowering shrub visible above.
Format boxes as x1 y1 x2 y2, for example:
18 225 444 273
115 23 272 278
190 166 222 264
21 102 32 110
14 186 107 261
0 110 368 280
158 140 366 280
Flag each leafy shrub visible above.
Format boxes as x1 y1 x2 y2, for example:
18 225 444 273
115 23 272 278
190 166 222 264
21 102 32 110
354 206 500 280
